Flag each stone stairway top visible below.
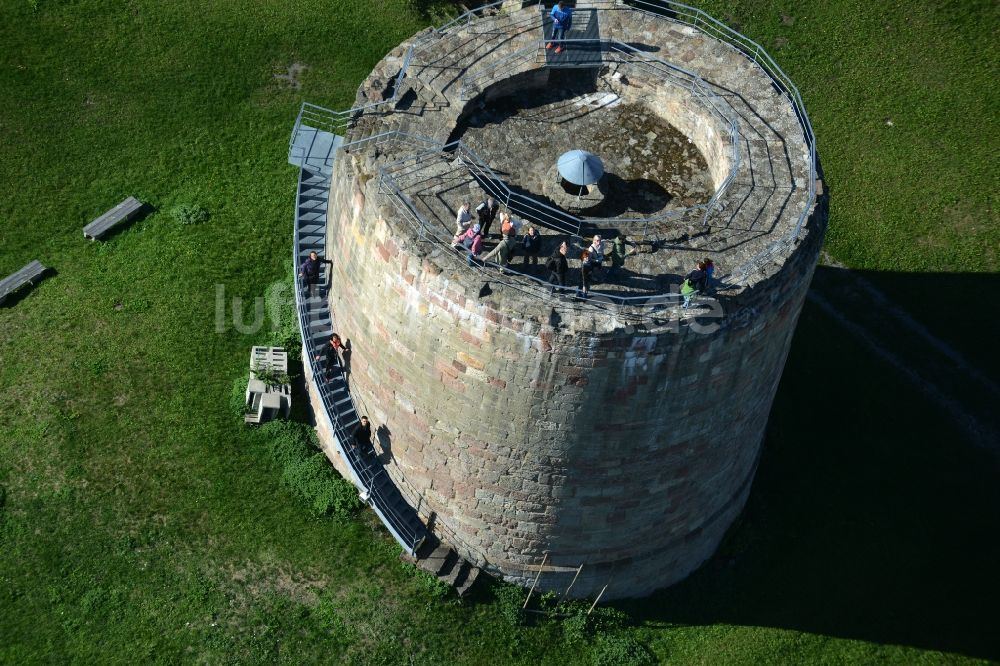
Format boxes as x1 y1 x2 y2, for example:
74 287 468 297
403 538 483 597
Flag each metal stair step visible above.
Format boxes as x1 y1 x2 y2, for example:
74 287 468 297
297 194 328 205
297 210 327 221
298 187 330 198
297 209 326 220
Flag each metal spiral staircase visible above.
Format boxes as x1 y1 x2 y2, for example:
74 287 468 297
289 115 428 557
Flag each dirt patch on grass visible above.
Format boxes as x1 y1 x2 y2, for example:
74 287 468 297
222 559 329 608
274 62 308 90
916 199 999 270
941 199 994 236
0 404 73 500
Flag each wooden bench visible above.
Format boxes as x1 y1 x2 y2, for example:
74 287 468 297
83 197 144 240
0 260 47 305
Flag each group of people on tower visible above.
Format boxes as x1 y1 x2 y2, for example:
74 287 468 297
452 198 544 269
302 197 715 309
450 194 714 302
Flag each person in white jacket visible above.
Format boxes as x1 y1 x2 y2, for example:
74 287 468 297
455 202 473 235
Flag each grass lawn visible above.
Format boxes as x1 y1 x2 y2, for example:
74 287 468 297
1 0 997 664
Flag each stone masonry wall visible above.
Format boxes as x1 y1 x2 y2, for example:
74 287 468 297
320 144 825 597
605 62 733 188
308 4 826 599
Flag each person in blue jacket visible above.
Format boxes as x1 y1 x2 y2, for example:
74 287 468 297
547 1 573 53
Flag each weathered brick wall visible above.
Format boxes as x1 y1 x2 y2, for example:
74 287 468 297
319 146 825 597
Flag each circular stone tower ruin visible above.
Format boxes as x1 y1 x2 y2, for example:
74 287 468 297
303 1 826 599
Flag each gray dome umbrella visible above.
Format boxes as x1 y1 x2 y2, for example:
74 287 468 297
557 150 604 186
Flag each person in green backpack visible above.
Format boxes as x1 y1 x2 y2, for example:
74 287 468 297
681 277 697 309
608 234 629 277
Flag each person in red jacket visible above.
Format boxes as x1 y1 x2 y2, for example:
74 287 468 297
315 333 345 378
454 224 484 265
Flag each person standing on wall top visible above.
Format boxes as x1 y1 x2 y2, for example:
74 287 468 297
586 234 605 283
686 262 707 293
609 234 630 276
681 277 697 309
579 249 595 298
547 240 569 292
482 231 517 268
702 257 716 292
455 223 484 265
588 235 605 267
499 212 521 239
547 1 573 54
521 226 541 266
476 196 500 237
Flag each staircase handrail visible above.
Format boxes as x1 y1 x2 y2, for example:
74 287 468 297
426 0 513 38
377 153 689 313
610 0 817 282
293 167 425 554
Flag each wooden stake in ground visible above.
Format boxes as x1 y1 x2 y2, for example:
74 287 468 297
558 564 584 604
523 552 548 609
587 583 609 615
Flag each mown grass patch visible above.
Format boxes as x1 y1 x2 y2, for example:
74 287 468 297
697 0 1000 375
0 0 997 663
255 420 363 519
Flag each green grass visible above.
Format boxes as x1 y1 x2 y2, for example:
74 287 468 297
1 0 998 663
698 0 999 273
695 0 1000 376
